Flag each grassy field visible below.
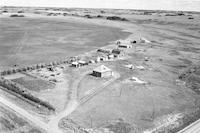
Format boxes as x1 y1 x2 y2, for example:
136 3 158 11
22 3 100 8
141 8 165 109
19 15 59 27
1 7 200 133
0 17 130 70
12 75 55 92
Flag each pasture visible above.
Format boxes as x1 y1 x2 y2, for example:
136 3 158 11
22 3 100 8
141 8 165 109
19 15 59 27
0 17 129 70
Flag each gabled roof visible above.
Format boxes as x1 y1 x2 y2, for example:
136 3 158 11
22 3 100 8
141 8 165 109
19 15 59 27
93 65 112 73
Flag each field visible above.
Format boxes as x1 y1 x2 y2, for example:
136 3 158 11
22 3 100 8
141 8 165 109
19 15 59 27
0 16 129 70
0 7 200 133
12 75 55 92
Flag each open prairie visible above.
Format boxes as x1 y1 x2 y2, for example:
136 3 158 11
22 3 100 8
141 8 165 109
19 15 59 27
0 7 200 133
0 16 129 70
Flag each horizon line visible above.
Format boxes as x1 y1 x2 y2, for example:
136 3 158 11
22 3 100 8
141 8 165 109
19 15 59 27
1 5 200 13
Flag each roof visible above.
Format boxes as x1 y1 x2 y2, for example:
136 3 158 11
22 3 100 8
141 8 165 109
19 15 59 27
78 60 86 64
119 43 132 46
112 49 123 54
72 62 79 65
93 65 112 73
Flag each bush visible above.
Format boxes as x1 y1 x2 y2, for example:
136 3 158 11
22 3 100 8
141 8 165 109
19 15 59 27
97 15 103 18
18 11 24 13
188 17 194 19
10 14 25 17
84 14 92 18
106 16 128 21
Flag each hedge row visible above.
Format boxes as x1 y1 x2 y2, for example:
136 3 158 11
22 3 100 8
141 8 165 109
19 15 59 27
106 16 128 21
0 77 55 111
0 57 75 76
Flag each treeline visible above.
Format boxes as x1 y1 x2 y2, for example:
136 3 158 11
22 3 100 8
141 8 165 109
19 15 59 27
0 59 72 76
10 14 25 17
0 77 55 111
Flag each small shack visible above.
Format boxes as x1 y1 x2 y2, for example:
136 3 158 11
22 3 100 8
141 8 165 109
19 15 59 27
93 65 113 78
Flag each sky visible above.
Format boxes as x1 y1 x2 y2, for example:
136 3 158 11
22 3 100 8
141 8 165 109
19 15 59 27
1 0 200 11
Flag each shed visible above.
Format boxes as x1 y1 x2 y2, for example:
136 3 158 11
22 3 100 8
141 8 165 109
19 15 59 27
118 44 132 48
78 60 87 66
71 62 79 67
93 65 113 78
108 54 114 59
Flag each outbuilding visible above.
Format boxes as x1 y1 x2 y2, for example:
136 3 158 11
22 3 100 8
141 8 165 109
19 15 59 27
118 44 132 48
100 56 108 61
93 65 113 78
112 49 125 57
71 62 79 67
108 54 114 59
78 60 87 66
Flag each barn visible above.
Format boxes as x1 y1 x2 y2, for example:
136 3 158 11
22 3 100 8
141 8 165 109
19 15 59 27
93 65 113 78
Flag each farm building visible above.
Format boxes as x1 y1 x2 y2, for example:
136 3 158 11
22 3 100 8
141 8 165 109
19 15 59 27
100 56 108 61
93 65 113 78
118 43 132 48
97 48 111 54
78 60 87 66
108 54 114 59
112 49 125 57
96 57 101 62
71 62 79 67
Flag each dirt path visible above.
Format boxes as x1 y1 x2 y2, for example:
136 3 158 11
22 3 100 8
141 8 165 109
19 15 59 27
46 70 90 132
79 72 120 105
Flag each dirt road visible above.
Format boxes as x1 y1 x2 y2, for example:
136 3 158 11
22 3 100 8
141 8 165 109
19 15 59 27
0 96 62 133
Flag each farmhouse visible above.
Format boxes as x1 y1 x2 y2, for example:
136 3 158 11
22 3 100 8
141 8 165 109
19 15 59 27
93 65 113 77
